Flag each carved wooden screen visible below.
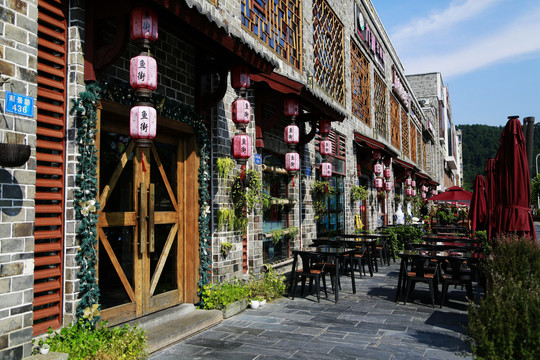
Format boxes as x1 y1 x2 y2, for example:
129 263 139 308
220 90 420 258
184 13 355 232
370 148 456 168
313 0 344 103
374 72 387 140
410 124 417 163
390 95 400 149
401 107 409 159
417 129 422 169
351 40 370 126
241 0 302 70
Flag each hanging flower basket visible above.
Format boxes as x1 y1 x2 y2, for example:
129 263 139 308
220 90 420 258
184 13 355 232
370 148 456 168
0 143 31 167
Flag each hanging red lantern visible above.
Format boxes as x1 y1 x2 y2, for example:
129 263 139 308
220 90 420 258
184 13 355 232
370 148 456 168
412 189 417 196
383 167 392 179
406 188 413 196
130 55 157 91
231 65 250 90
421 192 426 199
405 178 412 186
284 98 299 117
374 177 383 189
421 185 428 193
372 150 382 160
231 98 251 125
319 118 331 134
130 7 158 42
130 105 157 140
384 181 393 192
373 163 383 176
411 180 416 188
320 140 332 156
284 124 299 144
232 134 252 159
320 162 332 177
432 189 437 195
285 152 300 172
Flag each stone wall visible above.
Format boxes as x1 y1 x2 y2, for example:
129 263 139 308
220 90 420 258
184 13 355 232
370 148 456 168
0 1 38 358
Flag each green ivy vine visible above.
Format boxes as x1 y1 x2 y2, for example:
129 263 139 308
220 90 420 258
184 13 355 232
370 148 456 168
312 180 335 220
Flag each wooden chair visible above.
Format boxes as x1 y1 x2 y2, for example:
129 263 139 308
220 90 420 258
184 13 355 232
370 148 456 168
439 258 474 308
290 251 328 302
404 257 440 307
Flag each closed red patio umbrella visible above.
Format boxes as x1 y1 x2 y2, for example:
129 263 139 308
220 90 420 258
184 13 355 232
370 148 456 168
485 159 496 240
492 116 536 240
468 175 487 234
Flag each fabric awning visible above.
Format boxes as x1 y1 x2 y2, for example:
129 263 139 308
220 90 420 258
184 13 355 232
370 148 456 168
251 72 346 122
353 132 398 157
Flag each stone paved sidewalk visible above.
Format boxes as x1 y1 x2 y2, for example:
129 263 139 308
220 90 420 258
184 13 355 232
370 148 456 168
150 262 475 359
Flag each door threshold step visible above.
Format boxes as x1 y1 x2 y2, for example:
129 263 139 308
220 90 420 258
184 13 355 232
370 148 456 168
124 304 223 354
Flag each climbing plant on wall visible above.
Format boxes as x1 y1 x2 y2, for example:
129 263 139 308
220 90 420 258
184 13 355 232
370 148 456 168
70 80 212 318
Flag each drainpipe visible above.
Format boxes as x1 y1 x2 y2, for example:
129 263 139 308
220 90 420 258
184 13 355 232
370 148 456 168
524 117 535 177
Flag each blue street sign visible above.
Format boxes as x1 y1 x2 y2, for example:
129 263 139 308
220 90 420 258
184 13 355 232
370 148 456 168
5 91 34 118
254 154 262 165
305 166 311 176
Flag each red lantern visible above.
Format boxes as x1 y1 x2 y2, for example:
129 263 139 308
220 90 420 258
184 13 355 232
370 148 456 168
412 189 417 196
432 189 437 195
373 163 383 176
319 118 331 134
405 178 412 186
411 180 416 188
320 140 332 156
421 192 426 199
285 152 300 172
231 65 250 90
130 56 157 91
284 98 299 117
130 106 157 139
383 168 392 178
231 99 251 124
374 178 383 189
384 181 393 192
284 124 299 144
372 150 382 160
232 134 252 159
421 185 428 193
406 188 413 196
320 162 332 177
130 7 158 41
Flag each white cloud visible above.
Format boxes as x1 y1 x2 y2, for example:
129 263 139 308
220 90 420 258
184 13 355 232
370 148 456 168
392 0 501 42
402 8 540 77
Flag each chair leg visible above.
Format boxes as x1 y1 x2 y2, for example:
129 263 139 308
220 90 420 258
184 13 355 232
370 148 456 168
322 274 328 299
301 276 306 297
405 278 414 304
315 275 320 303
428 281 435 308
440 282 449 308
466 282 474 300
291 277 298 300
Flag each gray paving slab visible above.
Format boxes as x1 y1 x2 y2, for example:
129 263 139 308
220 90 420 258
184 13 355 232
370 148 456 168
150 262 475 359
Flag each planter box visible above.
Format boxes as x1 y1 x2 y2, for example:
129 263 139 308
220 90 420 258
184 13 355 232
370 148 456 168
221 299 248 319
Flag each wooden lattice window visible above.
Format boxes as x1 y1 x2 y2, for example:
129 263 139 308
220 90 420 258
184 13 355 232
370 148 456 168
417 129 422 168
374 72 387 140
423 139 427 171
241 0 302 70
313 0 344 103
401 107 409 159
410 124 417 163
351 40 370 125
390 95 400 149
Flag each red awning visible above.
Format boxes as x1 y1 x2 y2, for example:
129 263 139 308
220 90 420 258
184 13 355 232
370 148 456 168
251 72 346 122
393 158 416 171
353 132 398 157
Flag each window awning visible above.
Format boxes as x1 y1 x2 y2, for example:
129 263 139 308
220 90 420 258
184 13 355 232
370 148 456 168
251 72 346 122
353 132 398 157
393 158 417 171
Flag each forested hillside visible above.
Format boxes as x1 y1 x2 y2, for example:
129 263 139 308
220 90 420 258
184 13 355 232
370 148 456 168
458 123 540 190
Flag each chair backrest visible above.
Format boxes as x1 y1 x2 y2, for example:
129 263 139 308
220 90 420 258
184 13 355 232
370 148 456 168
296 251 320 273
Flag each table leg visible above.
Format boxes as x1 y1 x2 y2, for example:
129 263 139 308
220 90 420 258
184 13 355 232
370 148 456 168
395 257 406 302
334 256 340 303
288 255 298 298
350 254 356 294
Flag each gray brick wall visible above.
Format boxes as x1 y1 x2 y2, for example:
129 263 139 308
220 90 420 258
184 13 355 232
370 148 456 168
0 0 38 358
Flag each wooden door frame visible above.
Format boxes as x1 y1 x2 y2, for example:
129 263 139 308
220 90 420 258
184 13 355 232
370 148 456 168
96 101 200 325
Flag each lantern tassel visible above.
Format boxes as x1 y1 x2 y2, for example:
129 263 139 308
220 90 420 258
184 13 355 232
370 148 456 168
141 149 147 172
325 183 328 193
241 165 245 180
292 176 295 188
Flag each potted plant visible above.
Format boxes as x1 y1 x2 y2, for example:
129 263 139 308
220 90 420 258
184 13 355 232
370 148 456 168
220 241 233 257
350 184 368 202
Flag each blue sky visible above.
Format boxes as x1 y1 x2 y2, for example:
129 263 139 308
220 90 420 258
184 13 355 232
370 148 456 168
372 0 540 127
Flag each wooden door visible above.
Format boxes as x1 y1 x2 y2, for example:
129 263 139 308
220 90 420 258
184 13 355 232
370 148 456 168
96 104 197 325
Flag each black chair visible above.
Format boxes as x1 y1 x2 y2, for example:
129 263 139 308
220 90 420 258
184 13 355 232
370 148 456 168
439 258 474 308
349 243 371 277
290 251 328 302
404 257 440 307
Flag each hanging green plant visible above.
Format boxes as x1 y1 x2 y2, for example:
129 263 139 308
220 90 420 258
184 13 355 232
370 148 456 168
216 207 235 231
287 226 299 241
216 157 235 185
350 185 368 202
312 180 335 220
230 169 264 231
220 241 234 257
270 229 282 245
377 191 387 200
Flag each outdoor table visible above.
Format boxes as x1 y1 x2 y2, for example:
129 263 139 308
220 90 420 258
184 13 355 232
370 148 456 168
422 236 481 246
293 246 356 303
395 249 477 303
431 225 467 234
312 237 377 277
